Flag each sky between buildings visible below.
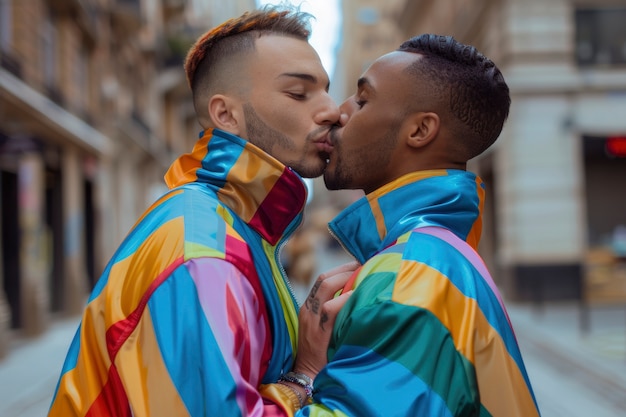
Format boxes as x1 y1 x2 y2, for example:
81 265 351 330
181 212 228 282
256 0 341 77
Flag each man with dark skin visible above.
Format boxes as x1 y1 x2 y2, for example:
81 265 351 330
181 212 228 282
296 34 541 416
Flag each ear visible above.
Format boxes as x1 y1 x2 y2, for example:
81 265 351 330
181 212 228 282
208 94 243 136
405 112 440 149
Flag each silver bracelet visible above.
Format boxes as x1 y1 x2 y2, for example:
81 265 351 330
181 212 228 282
278 371 314 399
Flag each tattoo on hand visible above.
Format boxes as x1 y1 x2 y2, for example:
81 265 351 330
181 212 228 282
306 281 322 313
320 312 329 331
307 297 320 314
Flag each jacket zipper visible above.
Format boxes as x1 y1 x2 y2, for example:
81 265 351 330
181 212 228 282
277 239 300 307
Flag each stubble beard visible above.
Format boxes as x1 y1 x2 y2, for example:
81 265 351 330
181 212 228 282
324 130 351 190
324 125 400 192
243 103 326 178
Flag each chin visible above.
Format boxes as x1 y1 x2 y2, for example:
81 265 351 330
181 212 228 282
322 173 339 191
295 163 325 179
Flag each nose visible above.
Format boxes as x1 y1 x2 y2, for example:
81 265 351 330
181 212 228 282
335 97 354 127
314 93 341 125
338 112 349 127
342 95 358 111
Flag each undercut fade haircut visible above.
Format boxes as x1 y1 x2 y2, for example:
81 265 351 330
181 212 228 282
184 5 313 124
398 34 510 160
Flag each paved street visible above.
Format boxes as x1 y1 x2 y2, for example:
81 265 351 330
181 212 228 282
0 316 79 417
509 303 626 417
0 243 625 416
517 317 626 416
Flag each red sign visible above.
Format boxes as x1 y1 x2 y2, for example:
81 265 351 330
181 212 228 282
606 136 626 157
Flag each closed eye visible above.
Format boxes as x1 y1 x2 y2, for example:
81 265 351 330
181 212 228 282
287 92 307 100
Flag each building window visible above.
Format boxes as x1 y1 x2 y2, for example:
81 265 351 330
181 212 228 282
73 47 90 111
41 19 57 88
78 51 88 94
0 0 11 51
575 8 626 67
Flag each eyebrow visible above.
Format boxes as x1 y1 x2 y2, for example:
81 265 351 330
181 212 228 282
278 72 330 91
357 77 374 92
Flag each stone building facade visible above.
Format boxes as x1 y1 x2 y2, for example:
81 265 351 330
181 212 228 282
0 0 254 358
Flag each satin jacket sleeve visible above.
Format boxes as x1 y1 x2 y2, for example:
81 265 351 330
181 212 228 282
48 257 295 416
298 229 539 417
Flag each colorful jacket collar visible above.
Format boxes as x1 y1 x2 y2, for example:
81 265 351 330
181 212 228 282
164 128 307 245
329 169 485 264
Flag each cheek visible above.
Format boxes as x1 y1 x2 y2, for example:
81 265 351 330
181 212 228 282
345 115 377 146
264 107 303 134
252 93 299 131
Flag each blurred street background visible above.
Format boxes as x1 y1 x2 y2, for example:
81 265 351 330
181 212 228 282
1 0 626 416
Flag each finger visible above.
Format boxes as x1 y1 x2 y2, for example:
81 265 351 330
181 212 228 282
303 262 360 314
324 290 353 316
311 262 360 299
319 290 353 331
306 269 355 304
303 275 349 315
317 261 360 281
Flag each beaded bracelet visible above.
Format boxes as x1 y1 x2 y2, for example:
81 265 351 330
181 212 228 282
276 380 304 408
274 381 303 410
278 371 314 399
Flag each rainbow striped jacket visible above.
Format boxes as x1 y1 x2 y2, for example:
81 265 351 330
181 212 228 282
49 128 306 416
301 170 540 417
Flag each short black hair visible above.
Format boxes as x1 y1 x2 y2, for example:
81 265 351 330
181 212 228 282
398 34 510 159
